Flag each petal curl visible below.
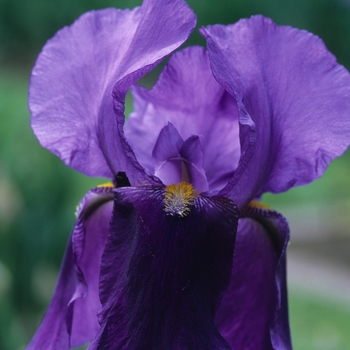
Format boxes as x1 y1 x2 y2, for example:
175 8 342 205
202 16 350 207
180 135 209 192
125 46 240 192
152 123 208 191
152 122 184 183
30 0 196 181
91 187 239 349
215 208 291 350
26 187 113 350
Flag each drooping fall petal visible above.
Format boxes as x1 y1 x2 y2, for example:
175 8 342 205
91 186 239 349
215 208 291 350
27 187 113 350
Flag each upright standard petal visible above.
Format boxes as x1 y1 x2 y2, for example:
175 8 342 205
215 207 291 350
202 16 350 207
30 0 196 181
91 186 239 349
27 187 113 350
125 46 240 192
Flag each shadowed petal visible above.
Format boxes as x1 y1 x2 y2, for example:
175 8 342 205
152 123 208 191
215 208 291 350
26 187 113 350
125 46 240 192
90 187 239 349
152 122 184 184
180 135 208 192
69 188 113 347
30 0 196 182
202 16 350 208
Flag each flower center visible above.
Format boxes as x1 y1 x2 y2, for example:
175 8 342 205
163 181 198 217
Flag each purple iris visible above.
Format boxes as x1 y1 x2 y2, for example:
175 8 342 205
27 0 350 349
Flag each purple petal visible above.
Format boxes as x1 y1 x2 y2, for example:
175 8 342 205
180 135 209 192
152 123 209 191
215 208 291 350
30 0 196 181
125 46 240 192
90 187 239 349
152 122 184 184
69 188 113 347
202 16 350 207
27 187 113 350
26 232 75 350
153 123 184 162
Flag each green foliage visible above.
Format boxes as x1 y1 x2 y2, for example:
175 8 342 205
290 290 350 350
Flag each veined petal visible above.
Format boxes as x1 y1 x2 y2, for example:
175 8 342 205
26 187 113 350
202 16 350 208
215 208 291 350
91 187 239 349
30 0 196 181
125 46 240 192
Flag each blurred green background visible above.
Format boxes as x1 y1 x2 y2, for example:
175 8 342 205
1 0 350 349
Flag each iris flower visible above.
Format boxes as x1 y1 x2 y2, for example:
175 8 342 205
27 0 350 349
